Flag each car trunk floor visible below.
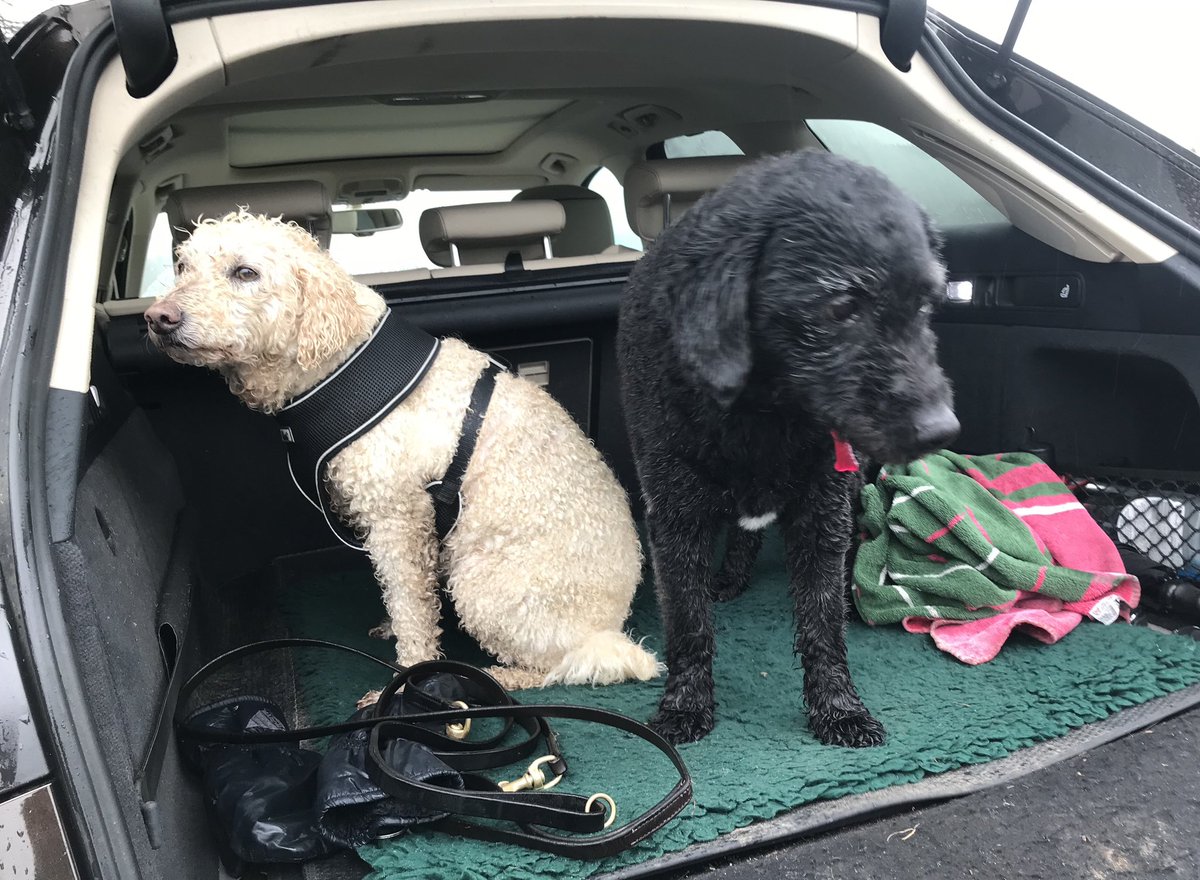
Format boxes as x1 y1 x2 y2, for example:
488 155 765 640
226 529 1200 880
673 697 1200 880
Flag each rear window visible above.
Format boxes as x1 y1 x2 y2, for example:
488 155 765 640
660 130 744 159
586 167 643 251
327 188 518 276
136 188 521 296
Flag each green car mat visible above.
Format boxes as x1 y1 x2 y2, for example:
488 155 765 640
279 531 1200 880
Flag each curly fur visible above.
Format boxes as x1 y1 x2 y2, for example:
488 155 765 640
149 211 661 689
618 151 959 745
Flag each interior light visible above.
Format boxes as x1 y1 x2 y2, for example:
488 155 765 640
382 93 493 106
946 280 974 304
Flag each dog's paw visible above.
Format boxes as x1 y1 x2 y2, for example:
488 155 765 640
368 619 394 640
809 708 886 748
650 705 715 745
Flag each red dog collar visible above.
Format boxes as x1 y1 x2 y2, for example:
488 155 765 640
832 432 859 473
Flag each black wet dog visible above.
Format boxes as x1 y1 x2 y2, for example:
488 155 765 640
618 151 959 747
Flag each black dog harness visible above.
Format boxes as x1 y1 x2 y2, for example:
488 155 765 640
276 310 502 550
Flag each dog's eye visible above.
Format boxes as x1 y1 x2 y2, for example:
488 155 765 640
827 297 858 321
232 265 260 283
174 260 187 276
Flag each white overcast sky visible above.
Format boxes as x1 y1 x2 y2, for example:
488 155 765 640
1 0 1196 154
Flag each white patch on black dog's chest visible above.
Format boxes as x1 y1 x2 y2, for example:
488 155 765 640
737 511 777 531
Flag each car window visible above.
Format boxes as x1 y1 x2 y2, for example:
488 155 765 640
586 167 643 251
581 130 743 253
328 188 519 275
807 119 1008 230
135 188 521 296
138 212 176 299
661 130 744 159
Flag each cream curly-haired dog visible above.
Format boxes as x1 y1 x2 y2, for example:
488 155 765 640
145 211 660 689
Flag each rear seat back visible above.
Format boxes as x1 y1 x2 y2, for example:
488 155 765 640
623 156 748 245
165 180 333 248
419 200 565 268
512 185 618 258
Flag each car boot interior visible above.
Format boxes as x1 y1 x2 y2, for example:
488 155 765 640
17 4 1200 879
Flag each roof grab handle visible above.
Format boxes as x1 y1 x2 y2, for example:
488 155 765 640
110 0 178 99
879 0 927 73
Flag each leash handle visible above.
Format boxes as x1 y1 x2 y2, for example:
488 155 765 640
175 639 692 859
366 702 693 858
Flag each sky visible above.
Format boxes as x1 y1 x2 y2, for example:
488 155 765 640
2 0 1196 154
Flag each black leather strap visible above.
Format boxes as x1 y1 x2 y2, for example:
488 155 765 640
175 640 538 770
175 640 691 859
367 702 692 858
428 362 503 542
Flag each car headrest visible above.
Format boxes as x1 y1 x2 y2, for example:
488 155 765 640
419 200 566 268
623 157 748 244
512 185 614 258
164 181 333 248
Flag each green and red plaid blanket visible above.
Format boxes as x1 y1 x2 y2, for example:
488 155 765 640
853 451 1140 663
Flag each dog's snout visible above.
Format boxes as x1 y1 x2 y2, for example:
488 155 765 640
913 403 960 452
145 300 183 334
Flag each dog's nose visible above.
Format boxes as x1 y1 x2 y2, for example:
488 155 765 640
913 403 960 451
145 301 183 334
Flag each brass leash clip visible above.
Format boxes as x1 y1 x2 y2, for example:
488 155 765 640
498 755 563 793
444 700 472 741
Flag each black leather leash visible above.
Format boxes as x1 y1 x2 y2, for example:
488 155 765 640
176 640 547 769
175 639 692 859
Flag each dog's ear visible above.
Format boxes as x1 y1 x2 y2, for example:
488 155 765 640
671 245 755 408
294 255 363 372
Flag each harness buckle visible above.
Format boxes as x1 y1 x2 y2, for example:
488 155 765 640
498 755 564 793
280 426 295 443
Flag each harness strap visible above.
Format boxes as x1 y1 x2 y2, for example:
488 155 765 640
277 311 441 550
427 362 503 543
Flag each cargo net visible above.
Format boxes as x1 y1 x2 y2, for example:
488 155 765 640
1063 473 1200 578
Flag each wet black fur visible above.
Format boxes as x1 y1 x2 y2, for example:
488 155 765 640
618 151 957 746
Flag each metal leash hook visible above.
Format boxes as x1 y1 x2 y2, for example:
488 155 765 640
498 755 564 792
445 700 472 741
